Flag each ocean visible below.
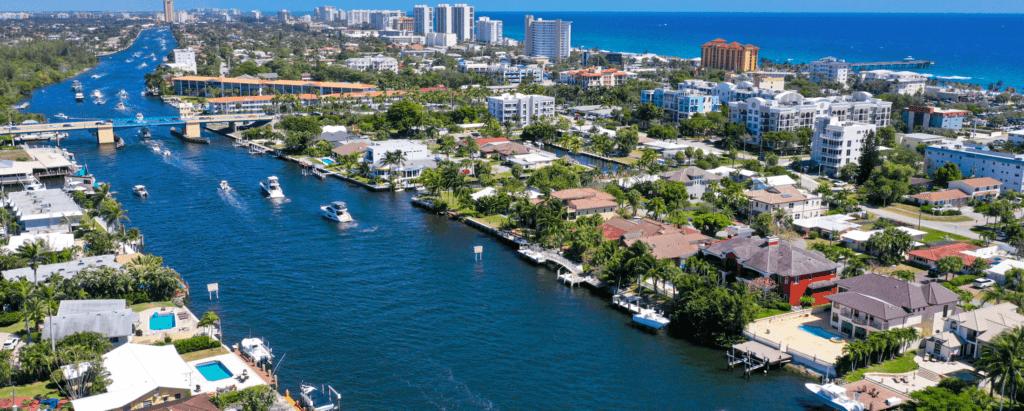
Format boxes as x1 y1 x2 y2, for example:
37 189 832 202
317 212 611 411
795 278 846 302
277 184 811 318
479 12 1024 89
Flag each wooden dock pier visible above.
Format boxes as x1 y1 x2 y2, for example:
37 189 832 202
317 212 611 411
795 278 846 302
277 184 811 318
728 341 792 377
850 60 934 72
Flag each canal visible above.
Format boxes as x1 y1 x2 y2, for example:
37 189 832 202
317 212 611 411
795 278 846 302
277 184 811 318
18 29 822 410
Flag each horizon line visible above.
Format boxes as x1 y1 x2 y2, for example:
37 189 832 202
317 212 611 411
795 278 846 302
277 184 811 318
4 10 1024 14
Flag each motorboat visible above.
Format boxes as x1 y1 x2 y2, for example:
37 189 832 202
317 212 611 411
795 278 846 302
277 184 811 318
136 113 144 122
805 383 865 411
904 55 914 61
55 113 68 119
138 63 147 68
260 176 284 198
115 101 126 110
162 149 171 156
118 89 128 99
320 201 353 222
75 92 84 101
220 180 231 191
23 177 45 192
13 102 29 110
632 309 670 330
91 90 102 98
239 338 273 367
90 74 100 79
140 127 151 139
114 136 125 149
132 185 149 198
299 384 341 411
72 80 82 92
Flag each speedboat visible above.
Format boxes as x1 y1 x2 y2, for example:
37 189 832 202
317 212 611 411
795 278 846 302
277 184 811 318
260 176 284 198
90 74 100 79
805 383 865 411
72 80 82 92
54 113 68 119
162 149 171 156
115 101 126 110
140 127 151 139
220 180 231 191
239 338 273 367
151 144 161 153
118 89 128 98
91 90 102 98
75 92 84 101
320 201 353 222
904 55 914 61
136 113 144 122
132 185 149 198
299 384 341 411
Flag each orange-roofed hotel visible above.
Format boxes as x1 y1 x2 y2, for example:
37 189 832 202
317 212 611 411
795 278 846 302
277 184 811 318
700 39 759 72
172 76 377 97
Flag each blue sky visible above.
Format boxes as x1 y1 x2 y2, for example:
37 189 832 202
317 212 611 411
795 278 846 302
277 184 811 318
5 0 1023 13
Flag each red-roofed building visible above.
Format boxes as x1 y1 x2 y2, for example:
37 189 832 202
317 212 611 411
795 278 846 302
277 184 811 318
206 90 406 114
700 38 759 72
908 242 986 270
550 188 618 219
908 189 970 207
949 177 1002 200
173 76 378 97
558 66 637 89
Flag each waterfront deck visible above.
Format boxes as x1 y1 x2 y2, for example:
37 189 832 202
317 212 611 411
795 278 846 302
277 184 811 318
728 341 792 376
841 380 910 411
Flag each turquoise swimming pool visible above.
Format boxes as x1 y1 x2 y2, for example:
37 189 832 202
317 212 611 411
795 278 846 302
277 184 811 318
150 312 176 330
800 325 842 340
196 361 233 381
321 158 334 164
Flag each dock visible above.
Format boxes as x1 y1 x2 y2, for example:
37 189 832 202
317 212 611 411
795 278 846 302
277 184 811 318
728 341 792 377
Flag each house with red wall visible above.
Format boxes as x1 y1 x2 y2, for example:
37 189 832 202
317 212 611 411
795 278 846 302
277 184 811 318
699 236 840 306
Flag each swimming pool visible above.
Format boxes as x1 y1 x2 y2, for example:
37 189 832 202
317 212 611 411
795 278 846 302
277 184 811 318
946 371 982 383
196 361 233 381
150 312 176 330
800 325 842 340
321 158 334 165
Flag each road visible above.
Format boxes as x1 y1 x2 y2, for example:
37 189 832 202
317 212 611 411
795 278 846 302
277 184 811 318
861 205 981 240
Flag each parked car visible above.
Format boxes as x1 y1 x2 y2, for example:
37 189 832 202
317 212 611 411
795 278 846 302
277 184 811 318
974 278 996 289
2 337 21 350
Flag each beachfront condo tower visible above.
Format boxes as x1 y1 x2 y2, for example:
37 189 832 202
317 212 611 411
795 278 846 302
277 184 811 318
475 17 502 44
414 5 433 35
700 38 759 72
163 0 173 23
524 15 572 60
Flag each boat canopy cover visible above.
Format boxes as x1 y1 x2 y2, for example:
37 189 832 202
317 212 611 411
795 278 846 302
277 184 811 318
823 384 847 396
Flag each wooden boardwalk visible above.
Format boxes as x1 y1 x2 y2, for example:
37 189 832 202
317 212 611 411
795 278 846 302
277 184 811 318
728 341 793 376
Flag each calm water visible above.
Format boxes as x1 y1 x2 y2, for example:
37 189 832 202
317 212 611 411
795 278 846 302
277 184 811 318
484 12 1024 88
20 29 824 410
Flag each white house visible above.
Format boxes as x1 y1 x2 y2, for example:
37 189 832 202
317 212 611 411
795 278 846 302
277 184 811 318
508 153 555 170
927 303 1024 360
364 140 434 181
860 70 928 96
70 344 194 411
345 55 399 72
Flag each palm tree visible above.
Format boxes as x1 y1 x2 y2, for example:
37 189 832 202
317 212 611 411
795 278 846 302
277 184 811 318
16 240 51 283
976 326 1024 410
35 284 58 350
8 281 35 343
982 284 1012 305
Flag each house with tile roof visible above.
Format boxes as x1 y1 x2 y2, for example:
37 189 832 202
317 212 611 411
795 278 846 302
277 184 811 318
599 217 683 241
558 66 637 89
658 167 723 200
549 188 619 219
744 185 826 220
948 177 1002 200
926 303 1024 360
826 273 961 340
624 232 712 263
700 236 840 305
907 189 969 207
908 242 985 270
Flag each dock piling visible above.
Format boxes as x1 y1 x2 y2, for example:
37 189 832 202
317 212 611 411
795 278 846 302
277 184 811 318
474 246 483 260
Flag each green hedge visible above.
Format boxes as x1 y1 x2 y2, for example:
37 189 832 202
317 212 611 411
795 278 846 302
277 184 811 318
210 385 272 409
171 336 222 354
0 311 23 326
774 302 792 311
948 275 980 287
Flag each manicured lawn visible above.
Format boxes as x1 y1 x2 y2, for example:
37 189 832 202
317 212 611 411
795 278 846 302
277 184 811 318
874 263 926 275
610 156 638 165
805 237 836 248
754 308 790 320
883 204 972 223
844 350 919 382
915 226 972 242
0 321 27 334
129 301 176 313
1 381 62 399
478 215 508 229
180 346 229 362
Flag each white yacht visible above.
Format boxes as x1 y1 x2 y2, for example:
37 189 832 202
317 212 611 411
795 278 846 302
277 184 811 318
260 176 284 198
132 185 149 198
239 338 273 367
54 113 68 119
23 178 45 192
299 384 341 411
162 149 171 156
220 180 231 191
805 383 865 411
75 92 84 101
320 201 353 222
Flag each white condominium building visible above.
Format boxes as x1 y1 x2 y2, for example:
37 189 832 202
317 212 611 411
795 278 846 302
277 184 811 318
524 15 572 60
487 93 555 127
451 4 474 42
413 5 433 35
808 57 852 84
729 91 891 142
678 79 784 104
435 4 453 34
475 17 502 44
347 10 372 26
860 70 928 95
558 67 637 89
425 32 457 47
345 56 399 72
811 117 877 176
924 142 1024 193
167 48 196 73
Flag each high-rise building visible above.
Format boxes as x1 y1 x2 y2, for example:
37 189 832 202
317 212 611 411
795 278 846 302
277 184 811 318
524 15 571 60
810 117 877 177
700 38 759 72
452 4 474 42
251 10 261 19
435 4 453 34
314 6 337 22
475 17 502 44
174 10 188 23
488 93 555 127
163 0 173 23
413 5 433 35
348 10 372 27
277 10 290 22
370 10 404 30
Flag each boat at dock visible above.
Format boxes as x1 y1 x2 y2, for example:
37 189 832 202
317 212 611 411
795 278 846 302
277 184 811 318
260 176 284 198
632 309 670 330
805 383 865 411
320 201 353 222
13 102 29 110
612 292 642 313
114 135 125 149
239 338 274 368
169 127 211 144
132 185 149 198
299 384 341 411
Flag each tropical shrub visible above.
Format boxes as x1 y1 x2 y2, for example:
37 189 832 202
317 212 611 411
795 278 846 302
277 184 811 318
171 336 222 354
0 311 23 326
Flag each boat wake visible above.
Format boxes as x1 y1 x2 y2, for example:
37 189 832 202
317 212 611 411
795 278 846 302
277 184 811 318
218 189 250 215
402 360 497 411
360 226 378 233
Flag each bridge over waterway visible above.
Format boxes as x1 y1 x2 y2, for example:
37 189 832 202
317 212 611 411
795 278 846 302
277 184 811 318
0 113 273 144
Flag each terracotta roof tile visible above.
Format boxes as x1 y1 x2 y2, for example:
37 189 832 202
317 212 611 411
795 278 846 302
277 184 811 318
909 189 969 202
908 242 982 264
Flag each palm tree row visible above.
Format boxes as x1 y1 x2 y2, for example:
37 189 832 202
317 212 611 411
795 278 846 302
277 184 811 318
839 327 921 373
976 326 1024 410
